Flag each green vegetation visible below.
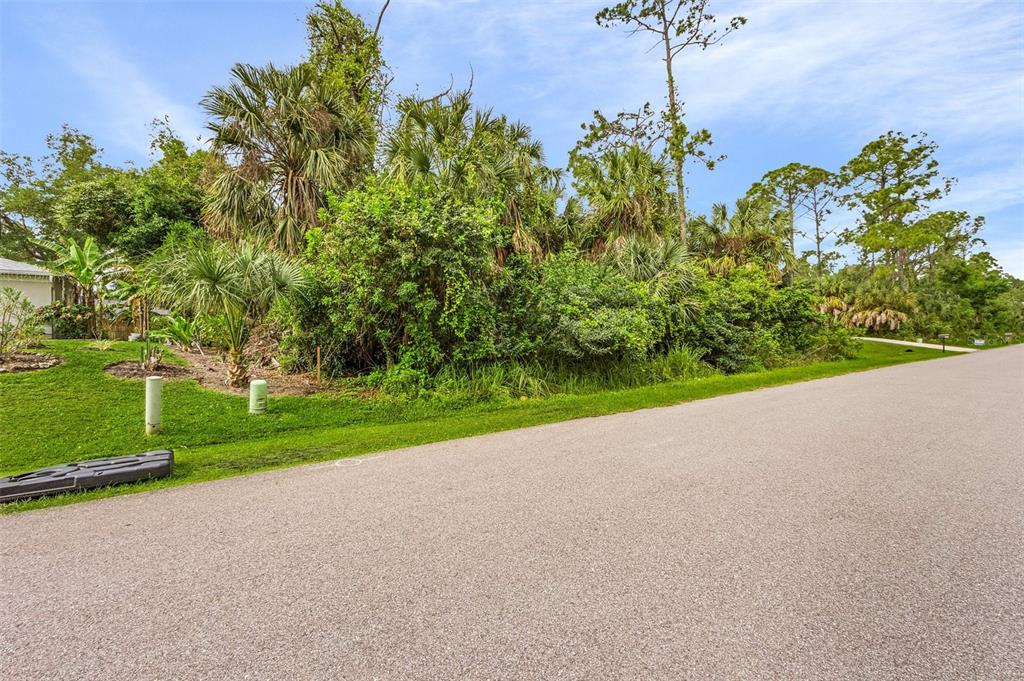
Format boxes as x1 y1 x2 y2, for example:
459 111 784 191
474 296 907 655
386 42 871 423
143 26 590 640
0 287 43 353
157 241 306 385
0 1 1019 510
1 339 946 513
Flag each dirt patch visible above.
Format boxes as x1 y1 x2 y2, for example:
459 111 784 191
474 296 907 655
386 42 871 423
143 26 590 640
173 349 324 396
0 353 63 374
102 348 325 396
105 361 191 380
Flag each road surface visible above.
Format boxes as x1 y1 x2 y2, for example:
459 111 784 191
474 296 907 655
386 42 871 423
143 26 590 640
2 347 1022 680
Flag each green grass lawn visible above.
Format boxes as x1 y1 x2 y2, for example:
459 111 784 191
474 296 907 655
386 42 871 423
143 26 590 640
1 339 949 513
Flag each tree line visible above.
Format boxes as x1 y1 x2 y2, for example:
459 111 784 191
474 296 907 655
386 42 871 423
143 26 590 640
1 0 1019 392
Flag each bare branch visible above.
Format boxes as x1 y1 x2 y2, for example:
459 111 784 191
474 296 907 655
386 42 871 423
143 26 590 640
373 0 390 38
424 70 460 104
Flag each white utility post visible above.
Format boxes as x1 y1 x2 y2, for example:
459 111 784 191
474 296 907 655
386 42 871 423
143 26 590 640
145 376 162 435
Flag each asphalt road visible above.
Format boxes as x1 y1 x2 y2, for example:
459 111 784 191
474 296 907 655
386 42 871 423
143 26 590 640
3 347 1022 680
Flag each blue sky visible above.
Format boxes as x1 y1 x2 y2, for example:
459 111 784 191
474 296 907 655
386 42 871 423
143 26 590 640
2 0 1022 274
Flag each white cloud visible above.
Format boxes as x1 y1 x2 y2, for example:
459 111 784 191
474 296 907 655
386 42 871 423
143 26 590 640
681 1 1023 142
375 0 1022 151
26 8 205 157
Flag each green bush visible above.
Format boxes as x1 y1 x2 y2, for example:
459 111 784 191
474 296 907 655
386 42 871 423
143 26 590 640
500 251 664 364
291 177 502 375
372 345 714 401
149 313 204 350
805 325 860 361
38 302 92 340
1 287 44 354
282 178 846 385
684 267 826 372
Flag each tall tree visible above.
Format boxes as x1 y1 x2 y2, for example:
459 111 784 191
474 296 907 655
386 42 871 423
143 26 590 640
305 0 391 168
748 163 840 280
596 0 745 246
797 166 840 281
747 163 808 259
112 120 214 258
201 63 374 253
2 121 213 260
571 145 675 252
0 126 107 259
53 170 135 246
839 131 955 288
572 102 670 161
385 90 554 261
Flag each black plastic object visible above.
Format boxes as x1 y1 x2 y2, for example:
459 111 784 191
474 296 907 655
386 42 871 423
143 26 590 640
0 450 173 503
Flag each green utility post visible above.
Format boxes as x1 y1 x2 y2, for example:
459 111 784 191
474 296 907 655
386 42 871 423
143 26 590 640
249 379 268 414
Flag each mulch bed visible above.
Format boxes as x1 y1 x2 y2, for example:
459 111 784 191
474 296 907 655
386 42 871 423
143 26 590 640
105 361 191 380
0 353 63 374
175 349 322 396
102 351 322 396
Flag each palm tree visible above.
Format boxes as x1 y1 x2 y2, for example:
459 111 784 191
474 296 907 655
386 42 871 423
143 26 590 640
48 236 122 338
689 198 793 281
571 145 674 254
158 241 306 387
606 233 701 325
384 90 555 261
114 266 160 338
840 273 916 332
202 62 373 254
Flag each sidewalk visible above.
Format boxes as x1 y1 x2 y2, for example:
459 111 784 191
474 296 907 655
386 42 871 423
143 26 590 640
856 336 977 353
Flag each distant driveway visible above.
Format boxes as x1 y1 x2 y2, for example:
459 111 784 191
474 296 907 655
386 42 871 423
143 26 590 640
857 336 978 352
2 347 1022 680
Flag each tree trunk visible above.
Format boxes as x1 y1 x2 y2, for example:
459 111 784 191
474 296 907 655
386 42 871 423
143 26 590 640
815 213 823 282
96 295 105 340
660 7 687 247
227 348 249 388
787 197 796 256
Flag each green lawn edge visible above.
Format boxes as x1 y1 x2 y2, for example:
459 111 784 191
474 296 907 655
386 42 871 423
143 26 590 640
1 342 950 514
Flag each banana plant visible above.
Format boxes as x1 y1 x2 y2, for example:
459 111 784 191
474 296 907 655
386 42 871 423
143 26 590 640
47 236 124 339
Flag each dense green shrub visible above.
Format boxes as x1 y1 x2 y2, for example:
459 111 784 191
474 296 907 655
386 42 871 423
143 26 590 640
908 253 1017 340
292 178 502 375
366 345 714 401
498 252 665 363
38 302 93 340
805 325 860 361
149 313 205 350
684 267 826 372
289 183 837 382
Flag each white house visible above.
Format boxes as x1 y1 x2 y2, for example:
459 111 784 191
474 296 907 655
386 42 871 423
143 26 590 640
0 257 67 307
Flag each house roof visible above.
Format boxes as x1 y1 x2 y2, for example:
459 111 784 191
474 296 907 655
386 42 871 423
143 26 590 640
0 257 52 277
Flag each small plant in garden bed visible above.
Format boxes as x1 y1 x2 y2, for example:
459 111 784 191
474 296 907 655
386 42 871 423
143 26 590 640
0 288 56 373
1 287 44 356
103 341 188 380
140 341 164 371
